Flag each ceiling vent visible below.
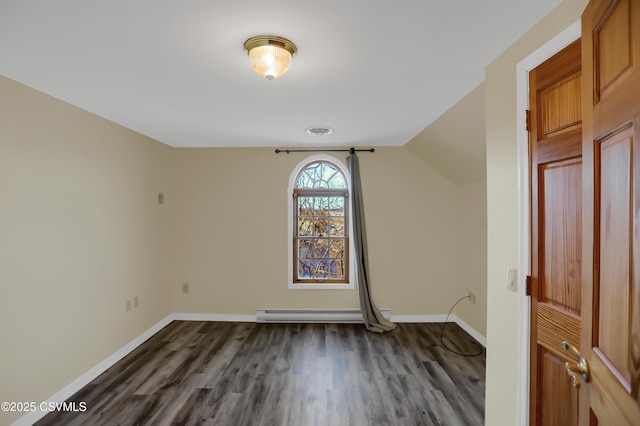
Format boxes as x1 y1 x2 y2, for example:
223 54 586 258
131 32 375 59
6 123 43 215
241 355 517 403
306 126 333 136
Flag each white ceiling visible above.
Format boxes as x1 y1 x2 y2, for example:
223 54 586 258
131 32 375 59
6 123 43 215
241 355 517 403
0 0 561 148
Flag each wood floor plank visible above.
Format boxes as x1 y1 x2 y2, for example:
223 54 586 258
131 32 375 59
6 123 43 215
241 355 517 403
35 321 485 426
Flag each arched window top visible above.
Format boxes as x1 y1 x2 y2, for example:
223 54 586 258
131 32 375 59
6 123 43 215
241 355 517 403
295 161 346 189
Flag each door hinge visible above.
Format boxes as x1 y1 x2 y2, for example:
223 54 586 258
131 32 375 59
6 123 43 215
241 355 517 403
525 109 531 132
526 275 532 296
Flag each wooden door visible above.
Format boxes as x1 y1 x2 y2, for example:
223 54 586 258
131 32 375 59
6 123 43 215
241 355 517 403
580 0 640 424
529 40 583 426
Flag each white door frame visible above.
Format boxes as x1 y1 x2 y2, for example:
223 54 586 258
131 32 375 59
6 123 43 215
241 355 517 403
515 20 581 425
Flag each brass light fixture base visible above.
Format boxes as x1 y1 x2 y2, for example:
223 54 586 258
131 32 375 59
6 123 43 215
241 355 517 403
243 36 297 57
244 35 297 80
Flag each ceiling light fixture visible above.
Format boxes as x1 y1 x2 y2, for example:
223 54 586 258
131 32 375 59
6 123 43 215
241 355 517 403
244 35 297 80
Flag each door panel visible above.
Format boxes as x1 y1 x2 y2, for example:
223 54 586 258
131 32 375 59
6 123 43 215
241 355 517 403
597 128 632 386
581 0 640 424
529 39 582 426
540 348 580 425
542 159 582 316
539 72 582 138
537 304 581 359
594 0 634 101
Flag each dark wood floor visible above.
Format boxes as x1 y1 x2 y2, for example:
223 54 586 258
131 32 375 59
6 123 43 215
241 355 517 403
36 321 485 426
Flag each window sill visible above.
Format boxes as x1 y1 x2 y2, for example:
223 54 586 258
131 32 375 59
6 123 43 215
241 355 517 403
288 282 354 290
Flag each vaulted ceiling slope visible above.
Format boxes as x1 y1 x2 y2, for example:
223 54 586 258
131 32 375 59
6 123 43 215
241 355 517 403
407 83 486 184
0 0 561 148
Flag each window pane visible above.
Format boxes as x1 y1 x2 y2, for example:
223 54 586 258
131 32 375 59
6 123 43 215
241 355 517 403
314 217 328 236
328 259 345 279
298 259 314 278
298 218 313 236
329 217 345 236
329 239 344 258
313 239 328 258
313 260 329 279
306 163 321 180
315 197 329 214
328 173 345 188
297 173 313 188
298 197 313 214
299 259 337 280
328 197 344 212
298 239 313 259
304 164 322 187
295 161 346 189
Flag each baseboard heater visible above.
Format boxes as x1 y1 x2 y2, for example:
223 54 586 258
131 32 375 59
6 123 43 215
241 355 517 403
256 308 391 324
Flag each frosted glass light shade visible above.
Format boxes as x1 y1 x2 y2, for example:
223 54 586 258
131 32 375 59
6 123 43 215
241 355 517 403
244 36 297 80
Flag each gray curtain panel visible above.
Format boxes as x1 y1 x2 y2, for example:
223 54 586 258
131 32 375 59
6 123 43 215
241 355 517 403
347 151 397 333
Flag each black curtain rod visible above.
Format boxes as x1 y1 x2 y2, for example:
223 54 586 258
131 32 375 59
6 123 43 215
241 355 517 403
275 148 375 154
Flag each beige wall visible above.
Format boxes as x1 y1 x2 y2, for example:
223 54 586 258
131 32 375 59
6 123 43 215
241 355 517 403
455 180 487 335
484 0 587 424
168 146 463 316
0 76 173 425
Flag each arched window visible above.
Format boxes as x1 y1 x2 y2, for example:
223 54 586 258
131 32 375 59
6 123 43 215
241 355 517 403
288 156 352 288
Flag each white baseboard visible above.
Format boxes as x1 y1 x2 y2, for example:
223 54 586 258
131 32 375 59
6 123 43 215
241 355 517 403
172 312 256 322
391 314 448 323
392 314 486 347
452 315 487 347
14 311 486 425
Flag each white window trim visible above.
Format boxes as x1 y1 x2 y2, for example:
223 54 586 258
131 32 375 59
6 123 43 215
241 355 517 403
287 154 355 289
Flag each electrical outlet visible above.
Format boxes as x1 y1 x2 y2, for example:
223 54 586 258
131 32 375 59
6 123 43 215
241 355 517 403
133 296 139 308
126 299 132 312
182 283 190 294
468 291 476 304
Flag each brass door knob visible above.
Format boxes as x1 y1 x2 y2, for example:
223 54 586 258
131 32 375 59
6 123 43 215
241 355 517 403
562 341 590 388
